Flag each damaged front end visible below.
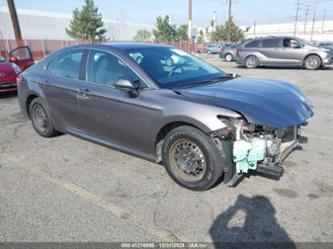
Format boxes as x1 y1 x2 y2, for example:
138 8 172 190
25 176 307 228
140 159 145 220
214 118 308 186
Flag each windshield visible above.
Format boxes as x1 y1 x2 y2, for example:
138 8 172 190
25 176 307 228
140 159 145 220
298 38 315 46
126 47 226 89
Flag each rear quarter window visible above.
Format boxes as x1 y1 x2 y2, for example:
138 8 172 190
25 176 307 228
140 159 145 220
245 40 260 48
47 50 83 80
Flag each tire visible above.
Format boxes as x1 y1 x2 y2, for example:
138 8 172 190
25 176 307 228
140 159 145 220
245 55 259 69
29 98 58 137
162 126 231 190
225 53 233 62
304 55 321 70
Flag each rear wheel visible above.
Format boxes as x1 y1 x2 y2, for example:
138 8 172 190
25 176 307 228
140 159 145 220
162 126 230 190
30 98 58 137
304 55 321 70
225 53 233 62
245 55 259 69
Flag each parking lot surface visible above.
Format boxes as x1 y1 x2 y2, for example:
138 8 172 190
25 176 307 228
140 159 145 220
1 56 333 243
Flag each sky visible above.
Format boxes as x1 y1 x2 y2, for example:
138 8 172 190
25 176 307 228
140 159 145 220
1 0 333 27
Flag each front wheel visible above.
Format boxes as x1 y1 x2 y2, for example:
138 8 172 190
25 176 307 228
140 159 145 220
304 55 321 70
162 126 230 190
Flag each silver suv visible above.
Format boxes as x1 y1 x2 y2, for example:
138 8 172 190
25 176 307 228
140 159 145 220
235 36 333 70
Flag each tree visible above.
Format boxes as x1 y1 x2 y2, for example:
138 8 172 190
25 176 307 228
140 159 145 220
210 18 244 42
153 16 176 42
197 30 204 44
176 24 188 41
133 29 152 42
66 0 107 41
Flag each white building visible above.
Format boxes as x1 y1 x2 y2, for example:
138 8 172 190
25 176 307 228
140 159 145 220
243 20 333 42
0 7 153 41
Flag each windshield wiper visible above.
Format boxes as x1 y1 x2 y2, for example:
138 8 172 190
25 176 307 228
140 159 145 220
175 75 233 89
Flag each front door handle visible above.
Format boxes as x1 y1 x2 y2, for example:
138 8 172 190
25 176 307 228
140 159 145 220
78 88 92 97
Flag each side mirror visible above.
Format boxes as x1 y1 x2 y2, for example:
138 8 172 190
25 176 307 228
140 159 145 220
9 57 19 63
114 79 139 98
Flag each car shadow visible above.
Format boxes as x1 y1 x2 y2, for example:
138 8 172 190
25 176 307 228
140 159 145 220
209 195 296 249
0 92 17 99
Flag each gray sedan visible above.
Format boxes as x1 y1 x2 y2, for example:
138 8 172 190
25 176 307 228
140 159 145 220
18 43 313 190
219 44 239 62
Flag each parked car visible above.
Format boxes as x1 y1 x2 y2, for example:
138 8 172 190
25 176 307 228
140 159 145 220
18 43 313 190
0 56 20 93
318 41 333 49
0 46 34 93
206 44 222 54
235 36 333 70
219 44 240 62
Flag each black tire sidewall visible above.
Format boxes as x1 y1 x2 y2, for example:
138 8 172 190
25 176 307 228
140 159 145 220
30 98 56 137
162 126 225 191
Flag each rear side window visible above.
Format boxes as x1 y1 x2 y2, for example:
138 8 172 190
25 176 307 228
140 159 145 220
245 40 260 48
87 50 140 87
262 38 281 48
47 50 83 80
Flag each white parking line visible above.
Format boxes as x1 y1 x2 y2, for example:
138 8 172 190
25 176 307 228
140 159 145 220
3 153 181 242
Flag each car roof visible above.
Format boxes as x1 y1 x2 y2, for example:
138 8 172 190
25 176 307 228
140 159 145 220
70 42 173 51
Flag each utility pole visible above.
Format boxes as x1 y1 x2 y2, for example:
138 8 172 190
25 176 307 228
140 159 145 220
322 9 326 32
303 5 310 34
293 0 301 36
7 0 22 40
311 7 316 41
188 0 192 41
227 0 232 42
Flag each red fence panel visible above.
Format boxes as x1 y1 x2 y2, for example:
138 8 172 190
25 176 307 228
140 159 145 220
0 39 203 60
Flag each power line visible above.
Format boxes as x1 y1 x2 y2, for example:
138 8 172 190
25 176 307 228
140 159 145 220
227 0 232 42
310 7 316 41
303 5 311 34
322 8 326 32
293 0 302 36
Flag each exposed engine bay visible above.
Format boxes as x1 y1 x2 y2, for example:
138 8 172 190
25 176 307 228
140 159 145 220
217 118 308 185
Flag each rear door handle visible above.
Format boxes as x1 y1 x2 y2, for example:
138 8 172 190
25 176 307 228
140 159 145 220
78 88 92 97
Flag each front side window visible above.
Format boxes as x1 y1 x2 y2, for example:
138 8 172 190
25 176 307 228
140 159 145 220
87 50 140 87
126 47 226 89
262 38 281 48
283 38 300 48
47 50 83 79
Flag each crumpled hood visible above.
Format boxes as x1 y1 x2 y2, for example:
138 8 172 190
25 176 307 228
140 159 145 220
178 77 314 128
